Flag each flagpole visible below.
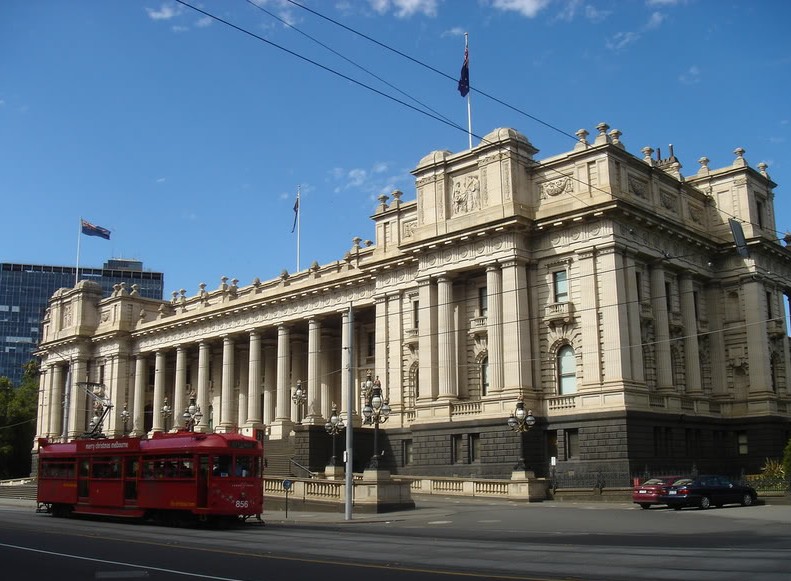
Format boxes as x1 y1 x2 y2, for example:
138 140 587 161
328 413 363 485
465 32 472 150
75 217 82 287
296 185 301 272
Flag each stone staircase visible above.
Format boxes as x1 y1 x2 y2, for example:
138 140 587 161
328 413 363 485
0 481 37 500
263 436 296 476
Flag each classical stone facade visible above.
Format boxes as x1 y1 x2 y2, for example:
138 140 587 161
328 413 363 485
34 125 791 483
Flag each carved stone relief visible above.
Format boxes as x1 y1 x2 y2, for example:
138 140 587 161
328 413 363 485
660 191 678 213
452 174 481 215
539 176 572 199
403 220 417 239
627 176 647 198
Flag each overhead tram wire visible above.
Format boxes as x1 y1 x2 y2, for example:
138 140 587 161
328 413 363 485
174 0 476 140
283 0 580 143
243 0 458 128
283 0 787 242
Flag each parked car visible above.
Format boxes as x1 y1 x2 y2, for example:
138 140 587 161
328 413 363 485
659 475 758 510
633 476 683 509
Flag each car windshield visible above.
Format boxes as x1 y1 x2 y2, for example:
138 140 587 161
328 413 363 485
641 478 668 486
671 478 694 486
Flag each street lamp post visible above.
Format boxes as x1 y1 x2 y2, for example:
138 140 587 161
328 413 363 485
324 403 345 466
361 371 390 470
161 397 172 432
292 380 307 425
182 392 203 432
506 396 536 471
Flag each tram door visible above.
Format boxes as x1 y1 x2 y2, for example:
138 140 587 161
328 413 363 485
77 459 89 500
124 457 138 504
197 455 209 508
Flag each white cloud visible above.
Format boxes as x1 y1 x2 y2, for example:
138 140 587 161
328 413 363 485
441 27 466 38
171 25 188 33
678 65 701 84
195 16 213 28
0 99 5 106
646 0 681 6
584 5 611 23
329 163 405 198
490 0 551 18
606 31 639 51
645 11 665 29
156 177 166 183
369 0 440 18
145 3 182 21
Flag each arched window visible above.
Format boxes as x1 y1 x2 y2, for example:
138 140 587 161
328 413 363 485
481 356 489 397
557 345 577 395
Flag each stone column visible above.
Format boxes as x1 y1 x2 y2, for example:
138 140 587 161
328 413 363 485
501 259 532 394
320 327 334 421
196 341 211 433
437 275 458 399
340 309 357 423
417 276 438 401
485 264 504 394
50 365 64 439
246 331 263 427
270 324 293 438
386 292 404 407
624 254 645 383
151 350 167 433
67 358 88 439
743 278 772 395
236 347 248 427
650 263 674 392
131 355 147 437
263 339 277 425
577 250 601 388
218 335 235 431
599 249 631 383
705 284 728 398
680 275 702 394
290 333 306 423
305 318 323 424
173 346 188 430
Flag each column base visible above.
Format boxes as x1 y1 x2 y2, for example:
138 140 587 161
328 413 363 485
268 420 295 439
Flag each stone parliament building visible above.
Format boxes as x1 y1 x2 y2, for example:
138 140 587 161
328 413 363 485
34 124 791 484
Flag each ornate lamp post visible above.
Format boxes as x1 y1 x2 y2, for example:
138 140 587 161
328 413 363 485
324 403 345 466
119 402 130 435
182 392 203 432
161 397 172 432
361 371 390 469
506 396 536 471
292 380 307 424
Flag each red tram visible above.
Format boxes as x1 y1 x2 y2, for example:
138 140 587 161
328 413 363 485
36 431 263 525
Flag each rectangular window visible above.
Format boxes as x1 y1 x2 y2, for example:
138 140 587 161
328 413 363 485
737 431 748 455
756 199 765 229
402 440 413 466
564 429 579 460
665 281 673 313
766 291 773 320
469 434 481 463
478 286 488 317
451 434 464 464
412 300 419 329
553 270 568 303
366 331 375 359
635 271 642 304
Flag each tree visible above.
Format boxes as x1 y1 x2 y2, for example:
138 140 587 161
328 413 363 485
783 438 791 484
0 360 39 479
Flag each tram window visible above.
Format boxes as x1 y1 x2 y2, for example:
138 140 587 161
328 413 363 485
79 460 89 477
234 455 255 477
177 459 194 478
213 455 232 477
41 461 75 478
92 457 121 479
125 458 139 478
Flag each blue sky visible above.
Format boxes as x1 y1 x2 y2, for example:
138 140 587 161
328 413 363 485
2 0 789 297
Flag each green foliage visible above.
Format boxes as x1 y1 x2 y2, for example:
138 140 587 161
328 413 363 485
0 360 40 479
783 438 791 482
760 457 786 479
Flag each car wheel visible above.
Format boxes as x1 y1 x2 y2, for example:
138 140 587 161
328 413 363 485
640 503 651 509
741 493 754 507
699 496 711 510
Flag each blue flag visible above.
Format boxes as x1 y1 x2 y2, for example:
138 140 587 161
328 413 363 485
291 197 299 233
81 219 111 240
457 46 469 97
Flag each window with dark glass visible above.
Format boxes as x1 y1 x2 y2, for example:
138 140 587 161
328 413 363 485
553 270 568 303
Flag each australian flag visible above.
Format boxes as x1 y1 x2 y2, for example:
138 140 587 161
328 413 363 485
81 219 111 240
457 46 469 97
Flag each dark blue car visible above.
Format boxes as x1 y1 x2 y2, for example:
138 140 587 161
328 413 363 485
659 475 757 510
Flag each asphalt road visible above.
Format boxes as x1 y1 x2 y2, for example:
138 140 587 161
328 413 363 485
2 497 790 580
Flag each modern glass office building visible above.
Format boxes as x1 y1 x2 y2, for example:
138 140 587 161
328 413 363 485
0 260 163 384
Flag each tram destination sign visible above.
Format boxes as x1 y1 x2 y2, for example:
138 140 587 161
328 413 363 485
77 439 141 453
